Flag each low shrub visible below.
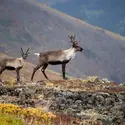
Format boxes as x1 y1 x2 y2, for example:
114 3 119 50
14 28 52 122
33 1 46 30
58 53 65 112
0 103 56 125
0 113 23 125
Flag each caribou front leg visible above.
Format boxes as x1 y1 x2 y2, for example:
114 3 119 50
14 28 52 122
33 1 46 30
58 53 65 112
16 69 20 83
62 63 68 80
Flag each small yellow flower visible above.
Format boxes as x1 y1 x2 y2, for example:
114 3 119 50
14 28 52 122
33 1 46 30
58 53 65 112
48 112 57 119
41 113 48 121
0 103 56 124
46 82 54 87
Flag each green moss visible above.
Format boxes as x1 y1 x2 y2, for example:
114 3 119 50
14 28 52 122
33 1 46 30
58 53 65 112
0 114 23 125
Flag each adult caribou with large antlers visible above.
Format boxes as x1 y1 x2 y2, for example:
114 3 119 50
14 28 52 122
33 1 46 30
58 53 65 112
0 48 29 83
31 35 83 81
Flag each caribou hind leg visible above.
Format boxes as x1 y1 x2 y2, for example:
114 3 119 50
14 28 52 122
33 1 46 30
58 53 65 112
31 64 43 81
41 63 49 80
0 66 6 83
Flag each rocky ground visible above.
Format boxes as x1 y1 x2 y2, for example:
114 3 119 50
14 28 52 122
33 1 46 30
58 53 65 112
0 77 125 125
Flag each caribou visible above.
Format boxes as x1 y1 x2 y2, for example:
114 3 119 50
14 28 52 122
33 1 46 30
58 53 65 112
0 48 29 83
31 35 83 81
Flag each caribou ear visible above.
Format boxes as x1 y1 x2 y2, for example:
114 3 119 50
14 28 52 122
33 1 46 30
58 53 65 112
75 40 80 45
77 40 80 43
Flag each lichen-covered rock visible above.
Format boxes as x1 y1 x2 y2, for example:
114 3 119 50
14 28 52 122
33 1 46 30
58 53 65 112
52 90 125 124
101 78 112 83
105 97 115 106
0 84 125 124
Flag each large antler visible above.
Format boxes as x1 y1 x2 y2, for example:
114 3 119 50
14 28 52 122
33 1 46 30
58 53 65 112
68 35 76 43
20 48 30 55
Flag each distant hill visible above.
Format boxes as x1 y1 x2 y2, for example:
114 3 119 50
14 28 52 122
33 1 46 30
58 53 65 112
43 0 125 36
0 0 125 83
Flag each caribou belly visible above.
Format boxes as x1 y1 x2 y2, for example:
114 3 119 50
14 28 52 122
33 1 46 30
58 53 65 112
48 60 70 65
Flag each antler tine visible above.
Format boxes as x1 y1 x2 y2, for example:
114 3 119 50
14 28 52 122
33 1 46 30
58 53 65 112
20 48 23 54
68 34 75 38
68 35 71 38
68 35 73 39
26 48 29 53
68 34 76 43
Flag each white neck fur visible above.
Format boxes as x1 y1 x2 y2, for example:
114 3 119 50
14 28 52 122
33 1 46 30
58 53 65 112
64 47 76 60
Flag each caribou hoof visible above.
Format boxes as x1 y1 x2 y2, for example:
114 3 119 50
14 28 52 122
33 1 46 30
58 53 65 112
63 77 68 80
0 79 4 86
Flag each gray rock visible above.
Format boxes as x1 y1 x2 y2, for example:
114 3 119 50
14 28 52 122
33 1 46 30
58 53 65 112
60 104 66 110
67 99 73 105
105 97 115 106
95 95 105 105
75 100 82 104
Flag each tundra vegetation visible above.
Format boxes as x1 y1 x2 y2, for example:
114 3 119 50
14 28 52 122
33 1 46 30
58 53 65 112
0 36 125 125
0 76 125 125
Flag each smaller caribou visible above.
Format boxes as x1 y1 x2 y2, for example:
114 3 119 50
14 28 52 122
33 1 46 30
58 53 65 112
0 48 29 83
31 35 83 81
